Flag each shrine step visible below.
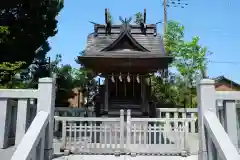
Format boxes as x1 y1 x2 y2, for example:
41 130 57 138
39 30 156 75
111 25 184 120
109 99 140 105
106 109 144 117
109 104 141 109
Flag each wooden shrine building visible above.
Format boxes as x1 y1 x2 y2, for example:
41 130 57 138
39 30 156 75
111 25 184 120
78 9 173 117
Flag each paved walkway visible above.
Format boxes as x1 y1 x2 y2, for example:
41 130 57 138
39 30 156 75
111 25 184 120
0 134 199 160
52 155 198 160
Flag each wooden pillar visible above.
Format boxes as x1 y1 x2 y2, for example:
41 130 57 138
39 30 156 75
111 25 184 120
116 75 118 97
98 77 100 93
149 76 152 96
143 76 148 113
141 75 147 113
104 76 109 113
132 75 134 97
140 75 143 112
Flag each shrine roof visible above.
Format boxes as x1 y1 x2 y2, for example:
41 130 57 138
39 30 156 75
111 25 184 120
77 9 172 73
84 24 166 57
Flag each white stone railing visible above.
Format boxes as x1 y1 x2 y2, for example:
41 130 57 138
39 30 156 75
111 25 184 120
156 108 198 133
54 109 194 155
197 79 240 160
0 77 56 160
54 110 125 154
203 111 240 160
215 91 240 149
125 110 195 155
11 111 49 160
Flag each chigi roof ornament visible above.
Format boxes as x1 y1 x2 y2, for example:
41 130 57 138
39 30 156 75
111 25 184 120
140 9 147 34
105 8 112 35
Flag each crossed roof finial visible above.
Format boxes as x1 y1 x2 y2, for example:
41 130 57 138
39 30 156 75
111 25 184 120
119 16 132 31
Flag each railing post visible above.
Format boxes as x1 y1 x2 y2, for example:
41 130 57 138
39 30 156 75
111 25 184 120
15 99 29 145
120 110 124 150
197 79 216 160
61 120 67 150
181 119 189 157
224 100 238 148
126 110 131 152
37 77 56 160
54 111 59 132
0 99 10 148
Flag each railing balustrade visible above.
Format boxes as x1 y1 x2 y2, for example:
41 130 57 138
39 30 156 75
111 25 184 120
54 109 194 155
197 79 240 160
0 77 56 160
11 111 49 160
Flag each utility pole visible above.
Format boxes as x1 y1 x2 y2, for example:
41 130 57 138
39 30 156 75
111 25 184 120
163 0 167 34
162 0 189 34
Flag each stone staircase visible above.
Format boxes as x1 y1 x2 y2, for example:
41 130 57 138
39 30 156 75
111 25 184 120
107 99 144 117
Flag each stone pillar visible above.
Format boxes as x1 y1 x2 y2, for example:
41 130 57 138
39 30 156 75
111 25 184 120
104 76 108 113
37 78 56 160
224 101 238 148
197 79 216 160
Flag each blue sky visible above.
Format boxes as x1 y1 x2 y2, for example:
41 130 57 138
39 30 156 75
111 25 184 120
48 0 240 82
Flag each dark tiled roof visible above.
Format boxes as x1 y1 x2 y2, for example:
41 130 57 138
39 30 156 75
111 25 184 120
213 76 240 87
84 24 166 57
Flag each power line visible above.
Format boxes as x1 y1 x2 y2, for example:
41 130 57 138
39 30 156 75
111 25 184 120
208 60 240 64
167 0 189 8
162 0 189 34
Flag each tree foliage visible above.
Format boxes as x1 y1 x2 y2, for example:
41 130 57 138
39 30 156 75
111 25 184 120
0 62 26 88
134 12 144 25
152 21 212 108
50 54 91 106
0 0 63 88
0 0 63 66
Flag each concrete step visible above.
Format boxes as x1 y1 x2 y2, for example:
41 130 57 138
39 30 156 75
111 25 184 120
109 105 141 110
109 99 140 104
107 110 143 117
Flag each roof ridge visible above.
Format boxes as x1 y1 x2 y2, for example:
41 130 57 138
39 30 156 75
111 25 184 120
100 28 150 52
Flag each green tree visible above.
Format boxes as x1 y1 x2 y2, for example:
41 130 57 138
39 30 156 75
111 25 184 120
0 0 63 87
0 26 9 43
50 54 90 106
0 0 63 67
164 21 184 55
0 62 26 88
152 21 211 108
134 12 144 24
